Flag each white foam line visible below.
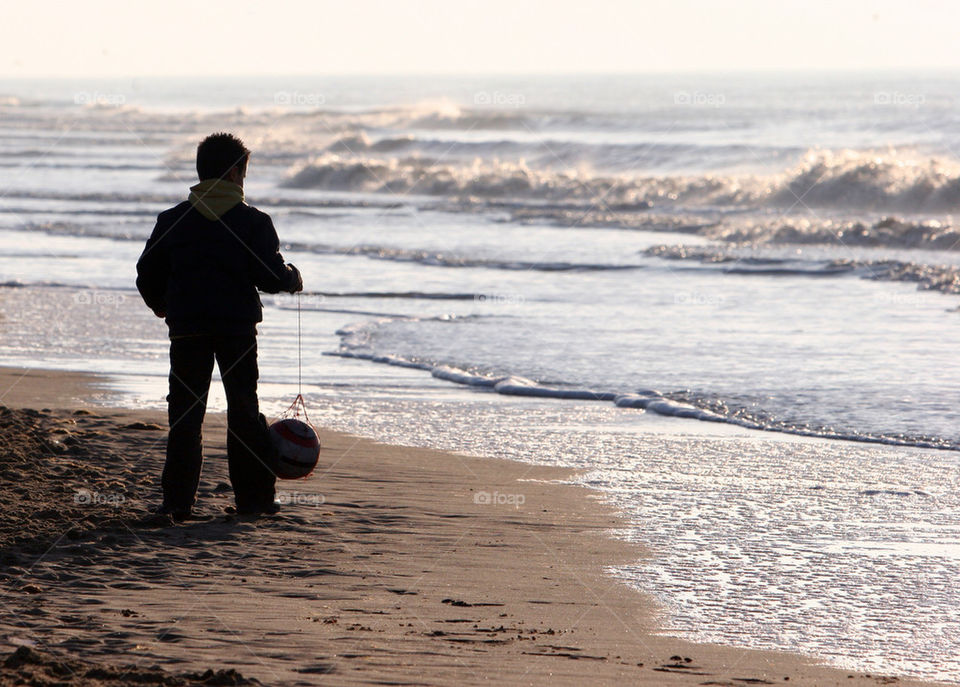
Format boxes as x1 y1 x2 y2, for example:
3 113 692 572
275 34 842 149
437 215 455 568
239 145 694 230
328 347 957 451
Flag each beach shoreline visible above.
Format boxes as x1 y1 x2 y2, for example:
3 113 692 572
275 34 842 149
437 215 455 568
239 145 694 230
0 364 944 686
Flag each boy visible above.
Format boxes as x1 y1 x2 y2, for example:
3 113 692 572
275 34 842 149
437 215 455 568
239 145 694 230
136 132 302 520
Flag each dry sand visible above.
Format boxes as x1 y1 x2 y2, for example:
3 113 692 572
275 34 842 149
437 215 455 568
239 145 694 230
0 366 944 686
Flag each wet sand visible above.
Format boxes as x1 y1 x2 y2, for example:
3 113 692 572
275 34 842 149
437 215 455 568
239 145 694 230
0 365 943 686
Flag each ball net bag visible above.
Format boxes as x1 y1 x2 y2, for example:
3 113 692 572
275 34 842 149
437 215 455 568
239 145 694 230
270 393 320 480
269 292 320 480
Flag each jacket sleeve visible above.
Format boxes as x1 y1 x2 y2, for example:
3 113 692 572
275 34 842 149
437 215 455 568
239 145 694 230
250 214 300 294
136 216 170 314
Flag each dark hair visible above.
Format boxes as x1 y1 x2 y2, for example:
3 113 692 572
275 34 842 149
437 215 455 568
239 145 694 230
196 132 250 181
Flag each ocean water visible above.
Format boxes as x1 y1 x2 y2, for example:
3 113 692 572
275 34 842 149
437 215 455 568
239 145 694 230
1 73 960 681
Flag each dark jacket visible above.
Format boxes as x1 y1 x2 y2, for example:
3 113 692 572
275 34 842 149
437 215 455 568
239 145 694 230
136 201 300 337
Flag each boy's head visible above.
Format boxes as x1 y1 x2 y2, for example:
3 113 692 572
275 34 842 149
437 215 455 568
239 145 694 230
196 132 250 183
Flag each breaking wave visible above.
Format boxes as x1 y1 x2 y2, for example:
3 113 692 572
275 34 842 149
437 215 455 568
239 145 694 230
320 130 803 173
283 149 960 214
283 153 655 206
699 215 960 250
645 244 960 295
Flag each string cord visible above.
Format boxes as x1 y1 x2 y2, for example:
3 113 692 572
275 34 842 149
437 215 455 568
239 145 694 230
297 290 302 400
282 290 310 425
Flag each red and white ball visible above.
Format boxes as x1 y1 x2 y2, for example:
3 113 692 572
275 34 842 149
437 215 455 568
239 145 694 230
269 418 321 480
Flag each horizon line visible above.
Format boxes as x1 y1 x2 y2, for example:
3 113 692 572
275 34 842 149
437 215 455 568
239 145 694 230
3 66 960 80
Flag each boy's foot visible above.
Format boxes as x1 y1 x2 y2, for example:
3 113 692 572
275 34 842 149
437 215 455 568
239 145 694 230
154 503 192 522
235 501 281 516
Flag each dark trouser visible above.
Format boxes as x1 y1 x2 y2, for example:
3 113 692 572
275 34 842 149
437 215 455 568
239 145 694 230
162 333 276 511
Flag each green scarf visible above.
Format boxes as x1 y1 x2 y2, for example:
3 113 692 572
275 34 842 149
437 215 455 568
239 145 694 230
188 179 245 220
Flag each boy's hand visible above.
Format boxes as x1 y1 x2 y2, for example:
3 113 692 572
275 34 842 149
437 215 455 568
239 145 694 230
287 264 303 293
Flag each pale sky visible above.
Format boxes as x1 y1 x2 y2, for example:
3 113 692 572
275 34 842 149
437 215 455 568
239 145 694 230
3 0 960 77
